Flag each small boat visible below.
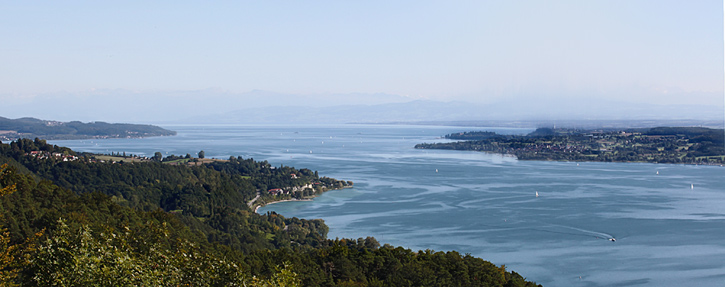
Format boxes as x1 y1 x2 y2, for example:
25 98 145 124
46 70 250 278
435 169 438 173
609 238 616 242
656 171 659 175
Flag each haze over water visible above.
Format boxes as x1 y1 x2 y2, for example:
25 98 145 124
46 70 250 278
52 125 725 286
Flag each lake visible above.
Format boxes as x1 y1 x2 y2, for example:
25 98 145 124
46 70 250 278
51 124 725 287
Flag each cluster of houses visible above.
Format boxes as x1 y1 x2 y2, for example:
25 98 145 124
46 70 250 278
507 143 587 154
0 131 21 142
267 175 319 196
267 188 288 195
27 151 79 162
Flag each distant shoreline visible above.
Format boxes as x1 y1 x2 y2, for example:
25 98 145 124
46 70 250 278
1 133 176 142
416 127 725 166
510 153 724 167
0 117 176 142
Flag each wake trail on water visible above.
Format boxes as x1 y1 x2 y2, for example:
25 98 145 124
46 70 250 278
473 217 618 241
477 216 617 241
538 223 616 241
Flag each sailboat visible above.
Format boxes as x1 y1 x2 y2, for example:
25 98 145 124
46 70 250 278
691 184 694 190
536 191 539 197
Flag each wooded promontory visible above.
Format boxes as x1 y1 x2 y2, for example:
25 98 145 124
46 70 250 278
0 138 539 286
0 116 176 140
416 127 725 165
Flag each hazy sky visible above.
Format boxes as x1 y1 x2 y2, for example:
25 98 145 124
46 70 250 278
1 1 723 118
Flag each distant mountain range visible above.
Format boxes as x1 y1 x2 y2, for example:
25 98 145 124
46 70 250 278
0 117 176 141
178 99 724 128
4 88 722 128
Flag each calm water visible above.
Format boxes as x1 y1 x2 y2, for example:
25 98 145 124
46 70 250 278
51 125 725 287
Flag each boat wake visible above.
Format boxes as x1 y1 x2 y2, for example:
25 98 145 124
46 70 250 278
475 217 619 242
540 223 617 241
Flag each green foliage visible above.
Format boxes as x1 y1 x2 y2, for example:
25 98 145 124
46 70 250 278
244 239 539 287
4 138 74 158
29 219 252 286
0 141 538 286
1 140 349 253
0 165 20 286
0 164 43 287
153 151 163 162
0 226 19 287
249 262 301 287
446 131 502 140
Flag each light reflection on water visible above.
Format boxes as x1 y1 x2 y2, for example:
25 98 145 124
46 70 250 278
52 125 725 287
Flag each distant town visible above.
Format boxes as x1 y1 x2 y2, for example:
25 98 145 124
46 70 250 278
416 127 725 165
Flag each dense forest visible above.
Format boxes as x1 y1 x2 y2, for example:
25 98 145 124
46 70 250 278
0 117 176 141
0 138 539 286
417 127 725 165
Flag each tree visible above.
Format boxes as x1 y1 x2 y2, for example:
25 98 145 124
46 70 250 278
0 164 20 286
153 152 163 162
0 164 43 286
198 150 205 159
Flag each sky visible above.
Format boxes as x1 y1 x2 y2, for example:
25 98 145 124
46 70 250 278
1 1 723 122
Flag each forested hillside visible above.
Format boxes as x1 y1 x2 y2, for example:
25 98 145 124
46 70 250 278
0 138 539 286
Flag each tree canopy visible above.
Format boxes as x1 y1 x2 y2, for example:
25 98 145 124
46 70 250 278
0 140 539 286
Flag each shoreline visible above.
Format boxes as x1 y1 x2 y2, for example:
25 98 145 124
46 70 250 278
254 198 313 213
422 148 725 167
253 186 354 214
511 154 725 167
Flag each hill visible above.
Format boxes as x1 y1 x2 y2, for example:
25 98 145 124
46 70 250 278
0 116 176 141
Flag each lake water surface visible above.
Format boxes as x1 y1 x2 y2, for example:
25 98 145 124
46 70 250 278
51 125 725 287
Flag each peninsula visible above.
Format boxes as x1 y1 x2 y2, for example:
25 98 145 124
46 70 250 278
0 138 539 286
0 116 176 141
415 127 725 165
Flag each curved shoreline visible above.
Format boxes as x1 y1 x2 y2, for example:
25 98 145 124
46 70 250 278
253 186 354 214
254 198 312 213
